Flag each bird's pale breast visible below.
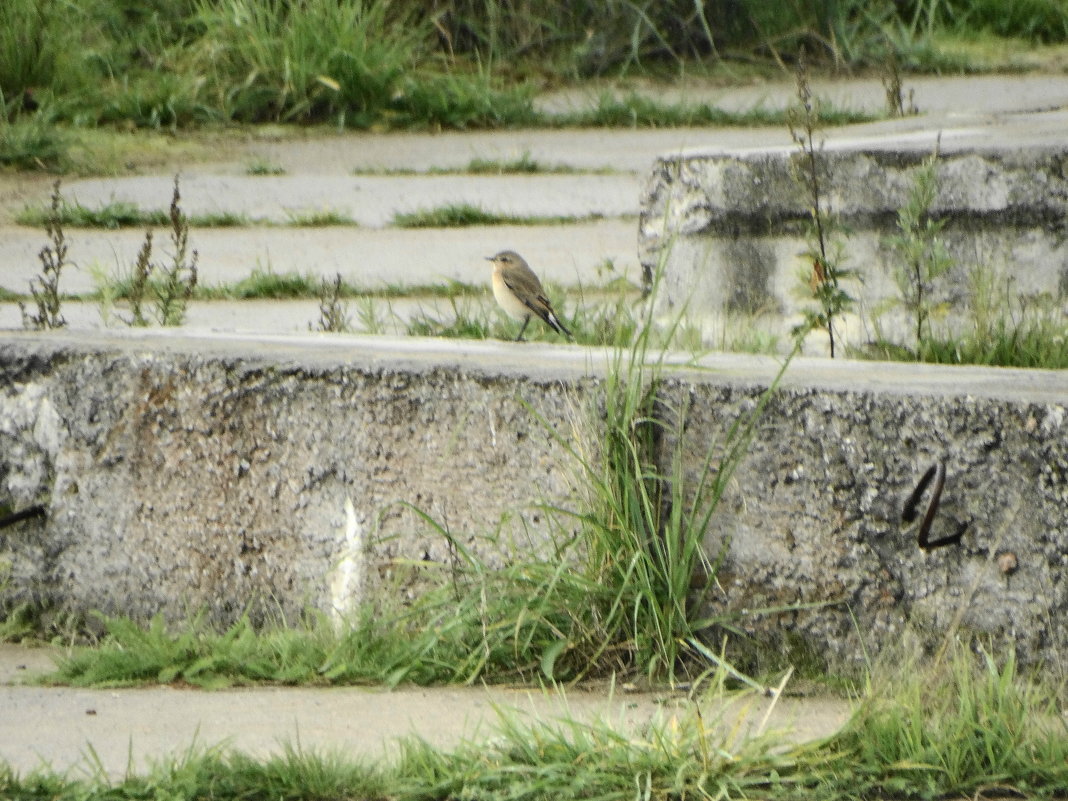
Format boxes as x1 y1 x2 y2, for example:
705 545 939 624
492 270 533 319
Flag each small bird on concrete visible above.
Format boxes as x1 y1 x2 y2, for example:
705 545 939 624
486 250 573 342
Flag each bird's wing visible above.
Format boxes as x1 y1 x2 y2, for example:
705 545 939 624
502 274 552 317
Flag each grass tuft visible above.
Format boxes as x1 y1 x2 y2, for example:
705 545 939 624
821 644 1068 798
392 203 602 228
245 158 286 176
213 268 323 300
17 199 165 230
17 201 248 229
284 208 357 227
553 92 873 128
462 152 578 174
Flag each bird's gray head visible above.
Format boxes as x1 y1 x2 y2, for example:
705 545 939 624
486 250 523 266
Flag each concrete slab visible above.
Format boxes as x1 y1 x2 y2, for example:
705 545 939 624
638 109 1068 352
238 126 744 175
0 219 639 296
0 645 849 780
56 173 640 228
536 73 1068 118
1 331 1066 674
0 295 517 336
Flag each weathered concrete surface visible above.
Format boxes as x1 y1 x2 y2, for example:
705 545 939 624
0 332 592 626
639 114 1068 350
1 331 1065 669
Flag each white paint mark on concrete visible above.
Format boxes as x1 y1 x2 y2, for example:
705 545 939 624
329 496 364 625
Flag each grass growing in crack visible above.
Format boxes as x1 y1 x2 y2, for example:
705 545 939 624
284 208 357 226
551 272 798 682
551 93 873 128
787 50 857 358
245 158 287 176
20 179 68 330
406 295 497 339
21 642 1068 800
366 264 794 685
17 202 249 229
862 182 1068 369
392 203 604 228
463 152 578 174
17 199 166 229
207 268 323 300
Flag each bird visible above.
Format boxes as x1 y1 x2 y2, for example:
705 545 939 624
486 250 573 342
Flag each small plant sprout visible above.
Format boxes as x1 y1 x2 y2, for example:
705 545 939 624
886 140 953 354
312 272 352 333
787 48 857 358
21 179 69 330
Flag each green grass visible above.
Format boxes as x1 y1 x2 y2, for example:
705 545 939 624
551 92 874 128
392 203 606 228
17 201 362 229
0 110 71 171
462 152 578 174
821 645 1068 798
864 247 1068 369
89 268 485 304
357 157 613 177
245 158 286 176
16 200 165 229
283 208 357 226
16 201 249 229
1 0 1063 141
406 296 497 339
930 0 1068 43
9 642 1067 801
917 277 1068 368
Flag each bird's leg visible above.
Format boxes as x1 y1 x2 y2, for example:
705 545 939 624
515 315 531 342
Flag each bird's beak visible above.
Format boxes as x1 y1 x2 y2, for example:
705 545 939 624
484 256 495 261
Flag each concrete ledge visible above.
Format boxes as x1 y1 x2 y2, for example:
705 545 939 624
638 126 1068 349
1 331 1065 667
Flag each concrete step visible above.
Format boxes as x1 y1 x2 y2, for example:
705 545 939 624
1 331 1065 675
0 645 849 780
639 110 1068 353
0 219 639 297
